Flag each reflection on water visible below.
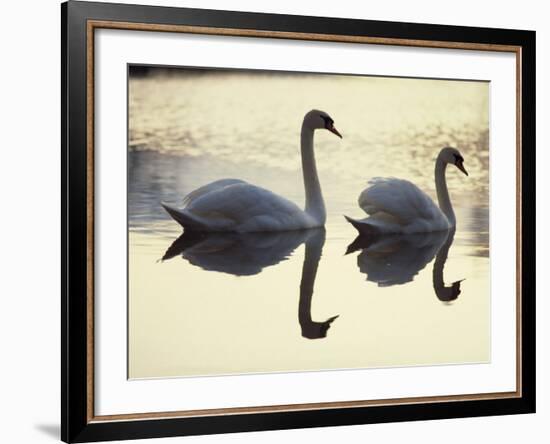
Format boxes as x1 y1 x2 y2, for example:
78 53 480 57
298 229 339 339
346 229 462 302
432 229 463 302
162 229 310 276
128 68 490 379
163 228 338 339
346 230 448 287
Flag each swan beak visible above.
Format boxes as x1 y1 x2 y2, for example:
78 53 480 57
456 160 468 176
328 125 343 139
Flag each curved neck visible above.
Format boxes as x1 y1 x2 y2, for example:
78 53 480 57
301 124 326 224
433 229 460 302
435 158 455 226
299 229 337 339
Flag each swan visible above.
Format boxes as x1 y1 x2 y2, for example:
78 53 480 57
161 110 342 232
345 146 468 234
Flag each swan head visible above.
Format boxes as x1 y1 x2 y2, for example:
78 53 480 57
439 146 468 176
304 109 342 138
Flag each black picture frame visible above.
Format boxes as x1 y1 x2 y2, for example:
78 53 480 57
62 1 536 442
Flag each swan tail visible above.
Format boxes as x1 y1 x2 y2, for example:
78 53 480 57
161 231 208 261
161 203 206 231
345 235 366 255
344 215 380 236
345 233 382 255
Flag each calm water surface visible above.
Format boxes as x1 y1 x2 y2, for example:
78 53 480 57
128 70 490 379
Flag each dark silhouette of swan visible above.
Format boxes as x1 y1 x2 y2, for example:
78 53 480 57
432 229 462 302
298 229 339 339
346 228 463 301
163 229 308 275
162 227 338 338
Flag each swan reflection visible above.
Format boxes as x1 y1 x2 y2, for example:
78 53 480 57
163 229 310 276
163 228 338 338
346 229 462 301
298 229 339 339
432 229 462 302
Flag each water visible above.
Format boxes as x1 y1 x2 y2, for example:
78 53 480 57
128 68 490 379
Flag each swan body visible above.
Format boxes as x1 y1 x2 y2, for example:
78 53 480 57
162 110 342 232
345 147 468 234
162 179 319 233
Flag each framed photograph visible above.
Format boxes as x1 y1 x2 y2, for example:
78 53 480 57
62 1 536 442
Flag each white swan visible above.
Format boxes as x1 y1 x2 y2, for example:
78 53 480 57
345 147 468 234
162 110 342 232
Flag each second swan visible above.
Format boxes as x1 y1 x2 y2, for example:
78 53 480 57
345 146 468 234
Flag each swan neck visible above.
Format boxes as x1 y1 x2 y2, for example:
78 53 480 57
435 158 455 226
301 124 326 224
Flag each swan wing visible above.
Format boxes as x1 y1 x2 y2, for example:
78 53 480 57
358 177 442 226
182 178 246 206
173 181 311 232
